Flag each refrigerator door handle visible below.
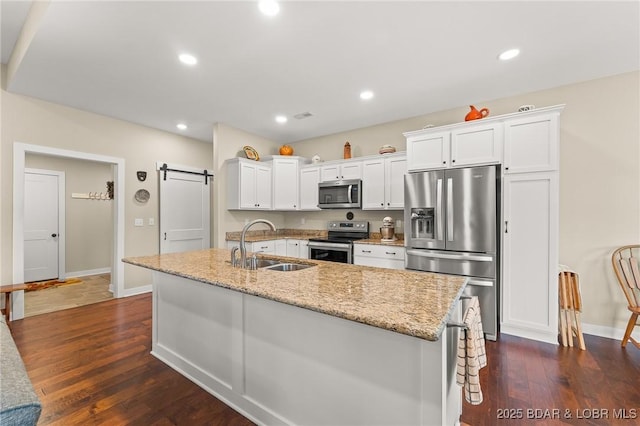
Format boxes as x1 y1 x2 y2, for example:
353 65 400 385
446 177 453 241
406 249 493 262
467 278 494 287
436 178 443 240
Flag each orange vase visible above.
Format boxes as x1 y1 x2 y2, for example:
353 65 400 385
465 105 490 121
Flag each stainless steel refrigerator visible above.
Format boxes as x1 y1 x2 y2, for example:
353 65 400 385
404 165 499 340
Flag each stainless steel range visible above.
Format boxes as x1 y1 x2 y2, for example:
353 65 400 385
308 221 369 264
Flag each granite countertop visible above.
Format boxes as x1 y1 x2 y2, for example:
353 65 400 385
226 229 405 247
355 238 405 247
225 229 326 243
123 248 466 341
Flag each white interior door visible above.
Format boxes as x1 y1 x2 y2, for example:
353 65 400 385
24 169 65 282
159 164 211 254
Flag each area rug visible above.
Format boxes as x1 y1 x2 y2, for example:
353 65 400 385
25 277 83 292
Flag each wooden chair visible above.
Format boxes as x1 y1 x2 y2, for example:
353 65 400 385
558 268 585 350
611 245 640 349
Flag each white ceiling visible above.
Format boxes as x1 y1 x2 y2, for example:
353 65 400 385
2 1 638 144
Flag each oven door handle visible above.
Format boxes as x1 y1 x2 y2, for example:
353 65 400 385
309 242 351 250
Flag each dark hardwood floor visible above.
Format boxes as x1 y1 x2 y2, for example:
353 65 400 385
9 294 640 425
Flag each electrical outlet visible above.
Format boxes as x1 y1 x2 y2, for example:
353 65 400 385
148 217 155 226
134 218 144 227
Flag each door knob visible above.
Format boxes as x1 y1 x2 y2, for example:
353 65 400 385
51 233 58 237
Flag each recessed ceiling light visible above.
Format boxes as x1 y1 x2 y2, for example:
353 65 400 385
178 53 198 66
498 48 520 61
176 123 187 130
275 115 287 124
259 0 280 16
360 90 374 100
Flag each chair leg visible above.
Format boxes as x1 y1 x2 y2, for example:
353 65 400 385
621 313 638 348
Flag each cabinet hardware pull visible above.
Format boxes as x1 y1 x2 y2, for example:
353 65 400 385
381 203 384 206
164 233 167 241
505 220 509 233
452 159 456 163
51 233 58 237
385 252 396 255
362 250 372 253
443 161 446 164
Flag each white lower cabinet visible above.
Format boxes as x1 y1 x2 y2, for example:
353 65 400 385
226 240 276 254
227 239 308 259
353 244 405 270
501 172 558 344
286 239 308 258
275 239 287 256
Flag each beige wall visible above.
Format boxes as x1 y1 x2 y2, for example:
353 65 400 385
288 71 640 334
212 123 285 248
1 69 213 289
25 154 113 274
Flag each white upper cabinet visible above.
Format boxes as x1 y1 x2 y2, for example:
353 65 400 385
267 156 308 210
450 122 503 167
226 158 272 210
406 131 450 171
362 154 406 210
299 165 321 211
320 160 362 181
406 124 501 172
503 112 560 174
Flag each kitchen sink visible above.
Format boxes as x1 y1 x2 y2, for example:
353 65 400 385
249 258 281 268
262 262 314 272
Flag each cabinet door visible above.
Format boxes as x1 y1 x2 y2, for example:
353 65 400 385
298 240 309 259
450 122 502 167
504 114 559 173
362 159 386 209
286 239 301 258
385 156 406 209
299 167 321 210
320 165 340 181
501 172 558 344
254 165 272 209
239 163 258 209
274 239 287 256
253 240 276 254
272 159 299 210
340 162 362 180
406 131 450 171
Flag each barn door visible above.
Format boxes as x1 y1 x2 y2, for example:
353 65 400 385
158 163 211 254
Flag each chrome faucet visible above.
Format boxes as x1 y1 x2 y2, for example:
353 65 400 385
234 219 277 269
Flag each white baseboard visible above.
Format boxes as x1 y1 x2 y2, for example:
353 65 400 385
582 322 640 342
122 285 152 297
67 267 111 278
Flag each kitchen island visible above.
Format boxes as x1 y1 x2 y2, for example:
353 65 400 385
123 248 467 426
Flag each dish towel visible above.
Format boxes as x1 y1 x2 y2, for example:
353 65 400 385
456 296 487 405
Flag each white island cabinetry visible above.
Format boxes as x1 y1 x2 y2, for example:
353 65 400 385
124 249 464 426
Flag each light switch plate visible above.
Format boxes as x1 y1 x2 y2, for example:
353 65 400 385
134 218 144 227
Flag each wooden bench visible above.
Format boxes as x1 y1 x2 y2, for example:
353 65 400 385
0 283 27 323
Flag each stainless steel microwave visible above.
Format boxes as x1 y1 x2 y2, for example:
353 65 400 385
318 179 362 209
